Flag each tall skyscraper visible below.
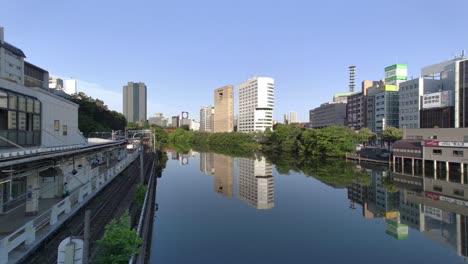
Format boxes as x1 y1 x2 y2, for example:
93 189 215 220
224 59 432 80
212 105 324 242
214 85 234 132
238 77 274 132
283 114 289 124
123 82 147 123
289 112 298 123
200 106 214 132
237 157 274 209
64 79 77 94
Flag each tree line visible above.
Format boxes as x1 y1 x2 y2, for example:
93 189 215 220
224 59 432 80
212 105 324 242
153 124 403 158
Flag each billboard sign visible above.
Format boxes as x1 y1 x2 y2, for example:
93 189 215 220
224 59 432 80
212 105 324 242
385 64 408 84
422 91 453 109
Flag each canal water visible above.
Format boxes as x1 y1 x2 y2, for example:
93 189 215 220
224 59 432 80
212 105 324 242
150 150 468 264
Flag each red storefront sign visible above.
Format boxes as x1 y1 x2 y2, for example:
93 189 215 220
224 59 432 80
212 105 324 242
424 140 440 147
425 192 440 200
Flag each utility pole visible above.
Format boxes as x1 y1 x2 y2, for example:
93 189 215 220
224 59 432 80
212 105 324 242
83 210 90 264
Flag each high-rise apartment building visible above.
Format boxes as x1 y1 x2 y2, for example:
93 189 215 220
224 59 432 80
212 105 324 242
237 157 274 209
238 77 274 132
214 85 234 132
123 82 147 123
289 112 298 123
200 106 214 132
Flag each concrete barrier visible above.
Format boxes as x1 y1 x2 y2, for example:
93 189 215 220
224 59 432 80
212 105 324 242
0 221 35 264
50 197 71 225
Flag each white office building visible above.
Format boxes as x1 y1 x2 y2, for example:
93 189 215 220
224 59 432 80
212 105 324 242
290 111 298 123
64 79 77 94
238 77 274 132
200 106 214 132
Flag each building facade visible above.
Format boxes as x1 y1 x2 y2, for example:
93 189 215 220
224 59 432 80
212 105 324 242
237 77 274 132
289 111 298 123
309 102 347 128
171 115 180 128
420 57 468 128
346 80 382 130
398 78 442 129
200 106 214 132
0 27 25 85
123 82 147 123
366 84 399 133
214 85 234 132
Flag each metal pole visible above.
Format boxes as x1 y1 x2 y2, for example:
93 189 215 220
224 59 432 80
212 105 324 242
83 209 91 264
140 146 144 183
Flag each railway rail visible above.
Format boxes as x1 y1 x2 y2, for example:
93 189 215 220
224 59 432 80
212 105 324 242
22 148 154 263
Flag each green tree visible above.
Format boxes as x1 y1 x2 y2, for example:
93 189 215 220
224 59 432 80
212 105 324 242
95 211 142 264
71 92 127 136
356 128 372 144
382 127 403 145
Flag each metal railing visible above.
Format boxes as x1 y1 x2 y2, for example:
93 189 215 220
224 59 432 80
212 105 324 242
0 151 140 264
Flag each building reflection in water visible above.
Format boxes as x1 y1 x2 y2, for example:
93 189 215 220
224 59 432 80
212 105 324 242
200 153 215 176
213 154 234 197
348 164 468 258
237 157 274 210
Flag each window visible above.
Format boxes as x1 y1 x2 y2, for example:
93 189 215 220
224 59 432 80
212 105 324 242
433 149 442 155
18 96 25 111
0 92 7 108
8 111 17 129
33 115 40 131
454 189 464 196
26 98 33 113
432 135 438 139
433 186 443 192
9 94 17 110
34 100 40 113
18 112 27 130
454 150 464 157
63 125 67 136
54 120 60 131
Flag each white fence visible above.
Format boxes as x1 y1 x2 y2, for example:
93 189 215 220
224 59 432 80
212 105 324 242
0 151 139 264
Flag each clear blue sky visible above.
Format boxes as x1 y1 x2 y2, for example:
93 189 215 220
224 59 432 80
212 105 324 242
1 0 467 122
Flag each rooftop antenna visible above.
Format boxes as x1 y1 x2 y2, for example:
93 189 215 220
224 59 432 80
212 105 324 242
462 50 465 59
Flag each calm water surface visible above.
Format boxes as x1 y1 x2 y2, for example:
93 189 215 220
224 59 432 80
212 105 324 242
150 151 467 264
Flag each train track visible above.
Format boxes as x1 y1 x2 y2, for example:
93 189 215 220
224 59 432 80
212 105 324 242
23 149 154 264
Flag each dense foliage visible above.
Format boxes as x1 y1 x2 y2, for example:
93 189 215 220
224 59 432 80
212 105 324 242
95 211 142 264
382 127 403 144
262 124 357 157
135 184 148 211
156 124 403 159
71 92 127 136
